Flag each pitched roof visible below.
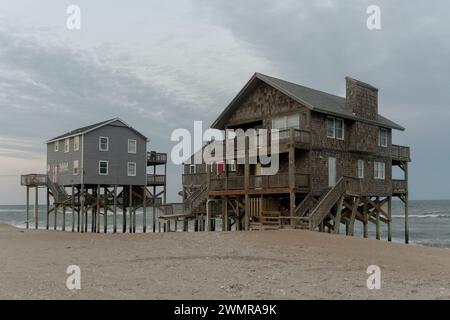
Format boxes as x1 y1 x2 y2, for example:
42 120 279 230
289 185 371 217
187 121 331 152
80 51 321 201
211 73 404 131
46 118 148 143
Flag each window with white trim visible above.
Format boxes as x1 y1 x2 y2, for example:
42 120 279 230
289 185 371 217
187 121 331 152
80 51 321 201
326 117 344 140
230 160 237 172
378 128 388 147
54 141 59 152
99 161 109 175
99 136 109 151
374 162 385 180
74 136 80 151
189 165 196 174
64 138 70 153
127 162 136 176
357 160 364 179
128 139 137 154
335 119 344 140
73 160 79 175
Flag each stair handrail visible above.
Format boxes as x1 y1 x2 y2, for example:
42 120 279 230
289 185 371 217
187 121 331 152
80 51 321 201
294 193 314 217
184 185 207 212
308 177 346 230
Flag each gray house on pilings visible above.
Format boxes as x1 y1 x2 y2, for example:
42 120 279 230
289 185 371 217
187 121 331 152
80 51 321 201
21 118 167 233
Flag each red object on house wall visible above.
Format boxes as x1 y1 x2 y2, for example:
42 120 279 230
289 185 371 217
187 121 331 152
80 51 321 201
217 162 225 175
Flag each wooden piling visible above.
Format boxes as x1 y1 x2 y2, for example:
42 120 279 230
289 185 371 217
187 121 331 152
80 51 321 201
54 204 58 230
46 187 50 230
96 185 101 233
387 196 392 242
334 195 344 234
129 186 133 233
375 197 381 240
104 186 108 233
34 187 38 230
26 186 30 229
363 198 368 238
143 186 147 233
348 197 360 236
113 185 117 233
62 205 66 231
71 185 75 232
80 186 85 233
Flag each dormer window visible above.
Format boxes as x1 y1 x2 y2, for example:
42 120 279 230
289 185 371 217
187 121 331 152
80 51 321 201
378 128 388 147
326 117 344 140
128 139 137 154
99 136 109 151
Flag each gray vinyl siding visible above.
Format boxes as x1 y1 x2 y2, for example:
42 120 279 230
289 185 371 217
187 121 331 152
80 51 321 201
82 123 147 186
46 120 147 186
47 137 82 186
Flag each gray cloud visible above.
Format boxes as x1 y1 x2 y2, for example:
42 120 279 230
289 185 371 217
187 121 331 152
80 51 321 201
193 0 450 199
1 1 449 202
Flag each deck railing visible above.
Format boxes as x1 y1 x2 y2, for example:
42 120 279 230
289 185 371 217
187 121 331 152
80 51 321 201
182 173 208 186
210 173 310 191
20 174 48 187
147 174 166 185
392 179 408 194
218 128 311 154
147 151 167 164
391 145 410 162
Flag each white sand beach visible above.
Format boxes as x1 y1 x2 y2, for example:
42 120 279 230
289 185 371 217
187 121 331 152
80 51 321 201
0 224 449 300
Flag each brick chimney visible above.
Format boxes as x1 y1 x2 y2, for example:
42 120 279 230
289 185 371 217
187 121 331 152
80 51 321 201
345 77 378 120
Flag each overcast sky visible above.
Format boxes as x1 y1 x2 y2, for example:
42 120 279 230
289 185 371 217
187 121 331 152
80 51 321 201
0 0 449 204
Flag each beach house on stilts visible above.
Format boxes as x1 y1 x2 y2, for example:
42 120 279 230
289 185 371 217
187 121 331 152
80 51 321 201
21 118 167 233
162 73 411 243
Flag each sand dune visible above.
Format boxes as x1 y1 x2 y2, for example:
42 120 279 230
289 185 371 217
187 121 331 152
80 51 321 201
0 224 449 300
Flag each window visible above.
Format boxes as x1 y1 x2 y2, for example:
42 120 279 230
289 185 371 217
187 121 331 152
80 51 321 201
326 117 344 140
229 160 237 172
127 162 136 176
287 114 300 129
128 139 137 154
59 162 69 173
74 136 80 151
99 137 109 151
73 160 79 175
64 138 70 153
99 161 109 175
326 117 335 138
189 165 196 174
54 141 59 152
374 162 385 180
335 119 344 140
379 128 388 147
357 160 364 179
272 114 300 130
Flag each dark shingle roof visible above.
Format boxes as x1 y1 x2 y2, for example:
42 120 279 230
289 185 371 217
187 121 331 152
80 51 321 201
212 73 404 131
46 118 148 143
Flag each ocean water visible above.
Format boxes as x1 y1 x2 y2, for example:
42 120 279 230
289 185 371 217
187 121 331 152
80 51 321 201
0 200 449 248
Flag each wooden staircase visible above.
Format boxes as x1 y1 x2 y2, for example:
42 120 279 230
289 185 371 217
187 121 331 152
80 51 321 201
293 178 347 231
250 211 281 231
47 179 71 205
